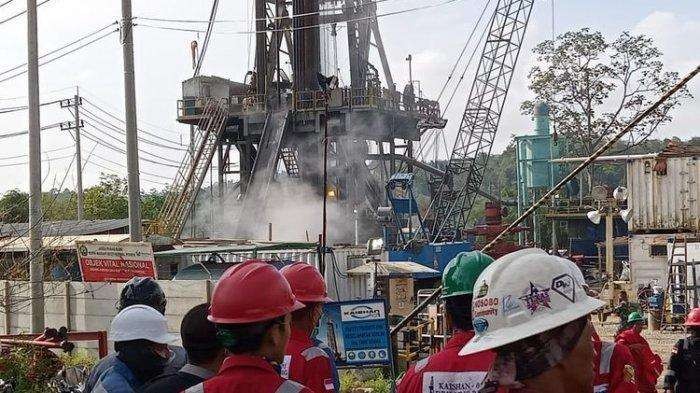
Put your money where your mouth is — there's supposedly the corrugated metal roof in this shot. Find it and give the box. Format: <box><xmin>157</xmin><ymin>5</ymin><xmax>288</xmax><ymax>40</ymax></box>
<box><xmin>347</xmin><ymin>261</ymin><xmax>439</xmax><ymax>277</ymax></box>
<box><xmin>155</xmin><ymin>242</ymin><xmax>316</xmax><ymax>256</ymax></box>
<box><xmin>0</xmin><ymin>219</ymin><xmax>128</xmax><ymax>237</ymax></box>
<box><xmin>0</xmin><ymin>234</ymin><xmax>131</xmax><ymax>252</ymax></box>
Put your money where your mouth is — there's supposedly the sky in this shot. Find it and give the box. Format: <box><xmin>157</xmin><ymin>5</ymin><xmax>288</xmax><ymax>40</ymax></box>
<box><xmin>0</xmin><ymin>0</ymin><xmax>698</xmax><ymax>193</ymax></box>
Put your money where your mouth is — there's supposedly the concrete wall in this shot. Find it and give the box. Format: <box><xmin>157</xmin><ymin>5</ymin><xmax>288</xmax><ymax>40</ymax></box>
<box><xmin>1</xmin><ymin>280</ymin><xmax>212</xmax><ymax>350</ymax></box>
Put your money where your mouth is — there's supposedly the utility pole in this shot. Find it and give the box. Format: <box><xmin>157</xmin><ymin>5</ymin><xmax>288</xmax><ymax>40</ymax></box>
<box><xmin>27</xmin><ymin>0</ymin><xmax>44</xmax><ymax>333</ymax></box>
<box><xmin>121</xmin><ymin>0</ymin><xmax>142</xmax><ymax>241</ymax></box>
<box><xmin>74</xmin><ymin>88</ymin><xmax>84</xmax><ymax>220</ymax></box>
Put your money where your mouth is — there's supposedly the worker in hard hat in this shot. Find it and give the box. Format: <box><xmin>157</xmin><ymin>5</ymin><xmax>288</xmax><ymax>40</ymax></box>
<box><xmin>616</xmin><ymin>312</ymin><xmax>663</xmax><ymax>393</ymax></box>
<box><xmin>459</xmin><ymin>249</ymin><xmax>606</xmax><ymax>392</ymax></box>
<box><xmin>187</xmin><ymin>260</ymin><xmax>314</xmax><ymax>393</ymax></box>
<box><xmin>663</xmin><ymin>307</ymin><xmax>700</xmax><ymax>393</ymax></box>
<box><xmin>562</xmin><ymin>257</ymin><xmax>637</xmax><ymax>393</ymax></box>
<box><xmin>397</xmin><ymin>251</ymin><xmax>502</xmax><ymax>393</ymax></box>
<box><xmin>84</xmin><ymin>277</ymin><xmax>187</xmax><ymax>392</ymax></box>
<box><xmin>142</xmin><ymin>303</ymin><xmax>225</xmax><ymax>392</ymax></box>
<box><xmin>92</xmin><ymin>304</ymin><xmax>177</xmax><ymax>392</ymax></box>
<box><xmin>280</xmin><ymin>262</ymin><xmax>338</xmax><ymax>392</ymax></box>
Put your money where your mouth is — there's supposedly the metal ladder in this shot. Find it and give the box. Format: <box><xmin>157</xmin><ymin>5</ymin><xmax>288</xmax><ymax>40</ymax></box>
<box><xmin>279</xmin><ymin>147</ymin><xmax>300</xmax><ymax>178</ymax></box>
<box><xmin>661</xmin><ymin>234</ymin><xmax>699</xmax><ymax>330</ymax></box>
<box><xmin>148</xmin><ymin>98</ymin><xmax>229</xmax><ymax>238</ymax></box>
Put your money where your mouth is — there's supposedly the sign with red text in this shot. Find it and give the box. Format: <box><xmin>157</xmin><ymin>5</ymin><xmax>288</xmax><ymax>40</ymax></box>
<box><xmin>77</xmin><ymin>241</ymin><xmax>156</xmax><ymax>282</ymax></box>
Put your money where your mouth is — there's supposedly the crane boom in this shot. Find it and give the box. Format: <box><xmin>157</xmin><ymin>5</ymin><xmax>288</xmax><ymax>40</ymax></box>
<box><xmin>430</xmin><ymin>0</ymin><xmax>534</xmax><ymax>241</ymax></box>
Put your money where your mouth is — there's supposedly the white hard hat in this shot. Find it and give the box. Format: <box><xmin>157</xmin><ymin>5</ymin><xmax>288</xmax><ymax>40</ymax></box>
<box><xmin>562</xmin><ymin>258</ymin><xmax>585</xmax><ymax>287</ymax></box>
<box><xmin>109</xmin><ymin>304</ymin><xmax>176</xmax><ymax>344</ymax></box>
<box><xmin>460</xmin><ymin>249</ymin><xmax>605</xmax><ymax>356</ymax></box>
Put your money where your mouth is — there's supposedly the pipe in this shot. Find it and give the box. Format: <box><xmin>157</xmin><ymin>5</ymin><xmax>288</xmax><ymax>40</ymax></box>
<box><xmin>550</xmin><ymin>153</ymin><xmax>657</xmax><ymax>163</ymax></box>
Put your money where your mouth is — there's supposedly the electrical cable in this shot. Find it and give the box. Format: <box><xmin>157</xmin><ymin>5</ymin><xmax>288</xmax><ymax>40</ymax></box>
<box><xmin>193</xmin><ymin>0</ymin><xmax>219</xmax><ymax>77</ymax></box>
<box><xmin>0</xmin><ymin>98</ymin><xmax>64</xmax><ymax>114</ymax></box>
<box><xmin>0</xmin><ymin>28</ymin><xmax>118</xmax><ymax>84</ymax></box>
<box><xmin>0</xmin><ymin>22</ymin><xmax>118</xmax><ymax>78</ymax></box>
<box><xmin>435</xmin><ymin>0</ymin><xmax>491</xmax><ymax>103</ymax></box>
<box><xmin>135</xmin><ymin>0</ymin><xmax>465</xmax><ymax>36</ymax></box>
<box><xmin>78</xmin><ymin>106</ymin><xmax>186</xmax><ymax>152</ymax></box>
<box><xmin>81</xmin><ymin>98</ymin><xmax>184</xmax><ymax>147</ymax></box>
<box><xmin>0</xmin><ymin>153</ymin><xmax>74</xmax><ymax>168</ymax></box>
<box><xmin>0</xmin><ymin>0</ymin><xmax>14</xmax><ymax>8</ymax></box>
<box><xmin>80</xmin><ymin>125</ymin><xmax>182</xmax><ymax>168</ymax></box>
<box><xmin>137</xmin><ymin>0</ymin><xmax>407</xmax><ymax>25</ymax></box>
<box><xmin>0</xmin><ymin>122</ymin><xmax>62</xmax><ymax>139</ymax></box>
<box><xmin>0</xmin><ymin>0</ymin><xmax>52</xmax><ymax>26</ymax></box>
<box><xmin>0</xmin><ymin>144</ymin><xmax>73</xmax><ymax>160</ymax></box>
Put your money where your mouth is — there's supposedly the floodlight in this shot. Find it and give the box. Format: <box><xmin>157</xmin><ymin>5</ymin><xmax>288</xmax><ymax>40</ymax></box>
<box><xmin>586</xmin><ymin>210</ymin><xmax>602</xmax><ymax>225</ymax></box>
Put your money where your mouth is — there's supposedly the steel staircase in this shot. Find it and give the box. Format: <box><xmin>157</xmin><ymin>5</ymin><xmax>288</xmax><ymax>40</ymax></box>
<box><xmin>280</xmin><ymin>147</ymin><xmax>300</xmax><ymax>178</ymax></box>
<box><xmin>148</xmin><ymin>98</ymin><xmax>229</xmax><ymax>238</ymax></box>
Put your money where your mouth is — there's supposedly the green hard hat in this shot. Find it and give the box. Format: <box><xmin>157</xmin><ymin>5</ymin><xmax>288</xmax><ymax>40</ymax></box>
<box><xmin>627</xmin><ymin>311</ymin><xmax>646</xmax><ymax>324</ymax></box>
<box><xmin>441</xmin><ymin>251</ymin><xmax>495</xmax><ymax>299</ymax></box>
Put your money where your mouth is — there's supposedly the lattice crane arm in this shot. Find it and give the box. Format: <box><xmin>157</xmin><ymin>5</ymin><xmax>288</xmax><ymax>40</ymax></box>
<box><xmin>429</xmin><ymin>0</ymin><xmax>535</xmax><ymax>241</ymax></box>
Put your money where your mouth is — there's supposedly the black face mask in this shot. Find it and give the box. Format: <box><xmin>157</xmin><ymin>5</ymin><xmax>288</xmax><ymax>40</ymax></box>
<box><xmin>116</xmin><ymin>342</ymin><xmax>168</xmax><ymax>384</ymax></box>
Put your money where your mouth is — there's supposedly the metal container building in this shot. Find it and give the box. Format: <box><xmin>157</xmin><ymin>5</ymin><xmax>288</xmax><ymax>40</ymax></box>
<box><xmin>626</xmin><ymin>152</ymin><xmax>699</xmax><ymax>233</ymax></box>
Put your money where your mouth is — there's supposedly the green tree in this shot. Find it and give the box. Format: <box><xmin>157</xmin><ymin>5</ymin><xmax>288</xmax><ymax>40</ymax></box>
<box><xmin>84</xmin><ymin>174</ymin><xmax>129</xmax><ymax>219</ymax></box>
<box><xmin>0</xmin><ymin>189</ymin><xmax>29</xmax><ymax>223</ymax></box>
<box><xmin>521</xmin><ymin>28</ymin><xmax>691</xmax><ymax>192</ymax></box>
<box><xmin>141</xmin><ymin>188</ymin><xmax>166</xmax><ymax>220</ymax></box>
<box><xmin>41</xmin><ymin>188</ymin><xmax>77</xmax><ymax>220</ymax></box>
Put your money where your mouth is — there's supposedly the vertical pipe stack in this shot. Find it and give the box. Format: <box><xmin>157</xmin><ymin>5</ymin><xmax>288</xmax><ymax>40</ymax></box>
<box><xmin>293</xmin><ymin>0</ymin><xmax>321</xmax><ymax>91</ymax></box>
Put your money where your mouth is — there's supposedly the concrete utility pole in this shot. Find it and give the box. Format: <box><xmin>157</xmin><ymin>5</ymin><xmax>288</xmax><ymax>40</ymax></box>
<box><xmin>27</xmin><ymin>0</ymin><xmax>44</xmax><ymax>332</ymax></box>
<box><xmin>74</xmin><ymin>87</ymin><xmax>84</xmax><ymax>220</ymax></box>
<box><xmin>121</xmin><ymin>0</ymin><xmax>142</xmax><ymax>241</ymax></box>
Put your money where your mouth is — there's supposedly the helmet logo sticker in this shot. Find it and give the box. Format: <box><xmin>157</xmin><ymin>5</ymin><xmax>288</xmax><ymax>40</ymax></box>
<box><xmin>551</xmin><ymin>274</ymin><xmax>576</xmax><ymax>303</ymax></box>
<box><xmin>473</xmin><ymin>317</ymin><xmax>489</xmax><ymax>334</ymax></box>
<box><xmin>473</xmin><ymin>297</ymin><xmax>499</xmax><ymax>317</ymax></box>
<box><xmin>502</xmin><ymin>295</ymin><xmax>521</xmax><ymax>316</ymax></box>
<box><xmin>476</xmin><ymin>281</ymin><xmax>489</xmax><ymax>298</ymax></box>
<box><xmin>519</xmin><ymin>282</ymin><xmax>552</xmax><ymax>314</ymax></box>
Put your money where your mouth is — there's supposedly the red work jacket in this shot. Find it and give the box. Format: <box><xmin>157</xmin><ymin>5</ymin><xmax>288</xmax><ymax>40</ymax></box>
<box><xmin>615</xmin><ymin>329</ymin><xmax>663</xmax><ymax>393</ymax></box>
<box><xmin>184</xmin><ymin>355</ymin><xmax>313</xmax><ymax>393</ymax></box>
<box><xmin>282</xmin><ymin>328</ymin><xmax>336</xmax><ymax>393</ymax></box>
<box><xmin>592</xmin><ymin>331</ymin><xmax>637</xmax><ymax>393</ymax></box>
<box><xmin>397</xmin><ymin>330</ymin><xmax>502</xmax><ymax>393</ymax></box>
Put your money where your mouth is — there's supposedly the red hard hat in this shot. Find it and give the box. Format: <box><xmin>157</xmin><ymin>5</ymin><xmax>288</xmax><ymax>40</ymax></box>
<box><xmin>208</xmin><ymin>260</ymin><xmax>304</xmax><ymax>324</ymax></box>
<box><xmin>685</xmin><ymin>307</ymin><xmax>700</xmax><ymax>326</ymax></box>
<box><xmin>280</xmin><ymin>262</ymin><xmax>332</xmax><ymax>303</ymax></box>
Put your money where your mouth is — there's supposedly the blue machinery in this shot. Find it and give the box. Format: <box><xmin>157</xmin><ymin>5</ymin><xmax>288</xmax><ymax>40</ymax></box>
<box><xmin>381</xmin><ymin>173</ymin><xmax>472</xmax><ymax>272</ymax></box>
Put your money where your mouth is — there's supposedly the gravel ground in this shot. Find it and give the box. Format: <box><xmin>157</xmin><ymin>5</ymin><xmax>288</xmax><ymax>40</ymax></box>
<box><xmin>592</xmin><ymin>319</ymin><xmax>687</xmax><ymax>391</ymax></box>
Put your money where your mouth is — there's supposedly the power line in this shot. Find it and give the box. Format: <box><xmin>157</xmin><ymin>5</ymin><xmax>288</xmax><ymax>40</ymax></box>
<box><xmin>0</xmin><ymin>98</ymin><xmax>63</xmax><ymax>114</ymax></box>
<box><xmin>80</xmin><ymin>98</ymin><xmax>185</xmax><ymax>148</ymax></box>
<box><xmin>78</xmin><ymin>88</ymin><xmax>181</xmax><ymax>135</ymax></box>
<box><xmin>0</xmin><ymin>28</ymin><xmax>118</xmax><ymax>84</ymax></box>
<box><xmin>0</xmin><ymin>22</ymin><xmax>118</xmax><ymax>78</ymax></box>
<box><xmin>0</xmin><ymin>0</ymin><xmax>14</xmax><ymax>8</ymax></box>
<box><xmin>136</xmin><ymin>0</ymin><xmax>465</xmax><ymax>36</ymax></box>
<box><xmin>0</xmin><ymin>0</ymin><xmax>53</xmax><ymax>26</ymax></box>
<box><xmin>0</xmin><ymin>153</ymin><xmax>74</xmax><ymax>168</ymax></box>
<box><xmin>79</xmin><ymin>107</ymin><xmax>186</xmax><ymax>153</ymax></box>
<box><xmin>0</xmin><ymin>144</ymin><xmax>73</xmax><ymax>160</ymax></box>
<box><xmin>80</xmin><ymin>124</ymin><xmax>182</xmax><ymax>168</ymax></box>
<box><xmin>0</xmin><ymin>122</ymin><xmax>62</xmax><ymax>139</ymax></box>
<box><xmin>136</xmin><ymin>0</ymin><xmax>405</xmax><ymax>25</ymax></box>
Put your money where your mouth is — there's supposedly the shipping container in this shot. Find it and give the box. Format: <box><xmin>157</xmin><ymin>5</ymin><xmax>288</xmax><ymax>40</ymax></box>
<box><xmin>626</xmin><ymin>156</ymin><xmax>699</xmax><ymax>232</ymax></box>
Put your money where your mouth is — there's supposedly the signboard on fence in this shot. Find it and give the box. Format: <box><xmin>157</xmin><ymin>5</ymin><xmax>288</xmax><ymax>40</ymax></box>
<box><xmin>76</xmin><ymin>241</ymin><xmax>156</xmax><ymax>282</ymax></box>
<box><xmin>314</xmin><ymin>299</ymin><xmax>392</xmax><ymax>368</ymax></box>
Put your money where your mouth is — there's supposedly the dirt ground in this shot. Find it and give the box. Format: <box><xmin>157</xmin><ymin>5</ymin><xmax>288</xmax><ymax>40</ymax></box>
<box><xmin>592</xmin><ymin>318</ymin><xmax>686</xmax><ymax>391</ymax></box>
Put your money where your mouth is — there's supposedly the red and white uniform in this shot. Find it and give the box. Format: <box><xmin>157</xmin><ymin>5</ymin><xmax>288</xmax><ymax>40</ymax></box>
<box><xmin>397</xmin><ymin>330</ymin><xmax>502</xmax><ymax>393</ymax></box>
<box><xmin>592</xmin><ymin>331</ymin><xmax>637</xmax><ymax>393</ymax></box>
<box><xmin>615</xmin><ymin>329</ymin><xmax>663</xmax><ymax>393</ymax></box>
<box><xmin>185</xmin><ymin>355</ymin><xmax>313</xmax><ymax>393</ymax></box>
<box><xmin>282</xmin><ymin>328</ymin><xmax>336</xmax><ymax>393</ymax></box>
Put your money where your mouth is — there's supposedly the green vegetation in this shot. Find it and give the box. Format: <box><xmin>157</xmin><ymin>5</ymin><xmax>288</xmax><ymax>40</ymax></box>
<box><xmin>339</xmin><ymin>369</ymin><xmax>393</xmax><ymax>393</ymax></box>
<box><xmin>0</xmin><ymin>173</ymin><xmax>166</xmax><ymax>223</ymax></box>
